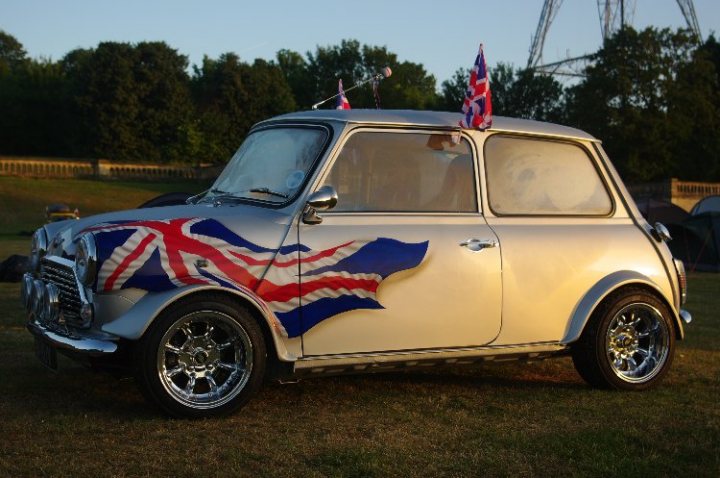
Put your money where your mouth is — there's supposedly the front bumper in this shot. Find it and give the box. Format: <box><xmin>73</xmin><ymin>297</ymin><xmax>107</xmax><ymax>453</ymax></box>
<box><xmin>27</xmin><ymin>319</ymin><xmax>118</xmax><ymax>356</ymax></box>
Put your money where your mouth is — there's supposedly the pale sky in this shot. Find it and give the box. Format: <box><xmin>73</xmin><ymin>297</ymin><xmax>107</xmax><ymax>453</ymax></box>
<box><xmin>2</xmin><ymin>0</ymin><xmax>719</xmax><ymax>84</ymax></box>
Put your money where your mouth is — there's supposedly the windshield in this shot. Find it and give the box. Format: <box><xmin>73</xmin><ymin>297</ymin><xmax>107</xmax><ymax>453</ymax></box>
<box><xmin>206</xmin><ymin>126</ymin><xmax>328</xmax><ymax>205</ymax></box>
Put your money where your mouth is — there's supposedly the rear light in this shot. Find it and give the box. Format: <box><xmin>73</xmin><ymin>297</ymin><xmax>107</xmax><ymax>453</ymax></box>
<box><xmin>673</xmin><ymin>258</ymin><xmax>687</xmax><ymax>305</ymax></box>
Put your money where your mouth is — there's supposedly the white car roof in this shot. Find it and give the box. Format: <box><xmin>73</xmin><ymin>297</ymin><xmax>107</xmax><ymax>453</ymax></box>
<box><xmin>264</xmin><ymin>109</ymin><xmax>598</xmax><ymax>142</ymax></box>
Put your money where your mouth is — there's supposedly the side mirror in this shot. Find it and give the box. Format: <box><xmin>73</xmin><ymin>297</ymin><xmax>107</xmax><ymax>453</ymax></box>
<box><xmin>651</xmin><ymin>222</ymin><xmax>672</xmax><ymax>243</ymax></box>
<box><xmin>303</xmin><ymin>186</ymin><xmax>338</xmax><ymax>224</ymax></box>
<box><xmin>307</xmin><ymin>185</ymin><xmax>338</xmax><ymax>210</ymax></box>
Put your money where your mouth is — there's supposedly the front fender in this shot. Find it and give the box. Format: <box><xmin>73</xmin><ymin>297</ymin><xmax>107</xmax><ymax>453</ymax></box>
<box><xmin>561</xmin><ymin>270</ymin><xmax>684</xmax><ymax>344</ymax></box>
<box><xmin>100</xmin><ymin>285</ymin><xmax>299</xmax><ymax>361</ymax></box>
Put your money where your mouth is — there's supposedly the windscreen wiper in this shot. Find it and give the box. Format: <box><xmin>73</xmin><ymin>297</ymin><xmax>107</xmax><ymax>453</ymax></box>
<box><xmin>249</xmin><ymin>187</ymin><xmax>288</xmax><ymax>199</ymax></box>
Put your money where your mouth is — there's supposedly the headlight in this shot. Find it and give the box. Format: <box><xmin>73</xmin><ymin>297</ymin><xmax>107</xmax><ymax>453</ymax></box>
<box><xmin>30</xmin><ymin>228</ymin><xmax>48</xmax><ymax>272</ymax></box>
<box><xmin>74</xmin><ymin>234</ymin><xmax>97</xmax><ymax>286</ymax></box>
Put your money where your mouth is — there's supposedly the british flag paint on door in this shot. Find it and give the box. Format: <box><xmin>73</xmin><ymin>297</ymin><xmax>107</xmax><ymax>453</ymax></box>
<box><xmin>83</xmin><ymin>218</ymin><xmax>428</xmax><ymax>337</ymax></box>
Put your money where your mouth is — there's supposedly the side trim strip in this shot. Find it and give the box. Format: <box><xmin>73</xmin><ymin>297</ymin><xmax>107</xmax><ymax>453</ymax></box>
<box><xmin>294</xmin><ymin>342</ymin><xmax>568</xmax><ymax>376</ymax></box>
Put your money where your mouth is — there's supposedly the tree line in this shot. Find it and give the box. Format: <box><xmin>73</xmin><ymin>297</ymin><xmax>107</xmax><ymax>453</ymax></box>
<box><xmin>0</xmin><ymin>29</ymin><xmax>718</xmax><ymax>182</ymax></box>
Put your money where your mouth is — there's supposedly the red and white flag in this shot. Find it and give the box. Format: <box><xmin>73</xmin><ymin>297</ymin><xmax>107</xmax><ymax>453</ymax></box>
<box><xmin>336</xmin><ymin>79</ymin><xmax>351</xmax><ymax>110</ymax></box>
<box><xmin>460</xmin><ymin>44</ymin><xmax>492</xmax><ymax>130</ymax></box>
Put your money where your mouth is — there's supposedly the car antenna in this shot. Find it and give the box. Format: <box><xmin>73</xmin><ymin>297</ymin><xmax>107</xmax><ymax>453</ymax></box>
<box><xmin>311</xmin><ymin>67</ymin><xmax>392</xmax><ymax>110</ymax></box>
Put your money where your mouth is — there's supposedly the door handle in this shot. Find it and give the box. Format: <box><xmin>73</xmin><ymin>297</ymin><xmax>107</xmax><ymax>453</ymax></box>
<box><xmin>459</xmin><ymin>238</ymin><xmax>498</xmax><ymax>252</ymax></box>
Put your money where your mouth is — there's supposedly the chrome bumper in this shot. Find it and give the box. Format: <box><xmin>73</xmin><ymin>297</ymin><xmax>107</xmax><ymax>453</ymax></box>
<box><xmin>27</xmin><ymin>319</ymin><xmax>118</xmax><ymax>356</ymax></box>
<box><xmin>680</xmin><ymin>309</ymin><xmax>692</xmax><ymax>325</ymax></box>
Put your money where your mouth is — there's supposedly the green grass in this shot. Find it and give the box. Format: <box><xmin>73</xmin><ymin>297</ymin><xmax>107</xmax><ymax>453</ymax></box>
<box><xmin>0</xmin><ymin>179</ymin><xmax>718</xmax><ymax>477</ymax></box>
<box><xmin>0</xmin><ymin>176</ymin><xmax>210</xmax><ymax>236</ymax></box>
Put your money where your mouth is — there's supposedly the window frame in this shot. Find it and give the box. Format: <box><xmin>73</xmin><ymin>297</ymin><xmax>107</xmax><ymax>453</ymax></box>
<box><xmin>482</xmin><ymin>133</ymin><xmax>616</xmax><ymax>218</ymax></box>
<box><xmin>316</xmin><ymin>127</ymin><xmax>483</xmax><ymax>216</ymax></box>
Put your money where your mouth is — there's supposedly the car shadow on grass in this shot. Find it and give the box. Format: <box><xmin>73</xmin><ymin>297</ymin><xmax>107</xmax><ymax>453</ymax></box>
<box><xmin>4</xmin><ymin>348</ymin><xmax>589</xmax><ymax>420</ymax></box>
<box><xmin>301</xmin><ymin>364</ymin><xmax>589</xmax><ymax>391</ymax></box>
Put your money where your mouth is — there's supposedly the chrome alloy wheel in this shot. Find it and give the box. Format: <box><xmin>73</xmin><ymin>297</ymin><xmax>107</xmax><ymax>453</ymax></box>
<box><xmin>605</xmin><ymin>303</ymin><xmax>670</xmax><ymax>383</ymax></box>
<box><xmin>157</xmin><ymin>310</ymin><xmax>253</xmax><ymax>410</ymax></box>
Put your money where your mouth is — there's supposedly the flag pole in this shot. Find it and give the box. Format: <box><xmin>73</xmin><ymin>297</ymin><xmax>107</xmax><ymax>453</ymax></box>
<box><xmin>311</xmin><ymin>68</ymin><xmax>392</xmax><ymax>110</ymax></box>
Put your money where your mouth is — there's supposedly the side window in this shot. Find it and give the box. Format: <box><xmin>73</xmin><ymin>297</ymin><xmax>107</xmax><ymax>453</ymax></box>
<box><xmin>321</xmin><ymin>131</ymin><xmax>477</xmax><ymax>213</ymax></box>
<box><xmin>484</xmin><ymin>135</ymin><xmax>613</xmax><ymax>216</ymax></box>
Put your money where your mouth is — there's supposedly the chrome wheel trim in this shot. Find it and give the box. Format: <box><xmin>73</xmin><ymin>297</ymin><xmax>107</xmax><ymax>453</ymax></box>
<box><xmin>605</xmin><ymin>302</ymin><xmax>670</xmax><ymax>384</ymax></box>
<box><xmin>157</xmin><ymin>310</ymin><xmax>253</xmax><ymax>410</ymax></box>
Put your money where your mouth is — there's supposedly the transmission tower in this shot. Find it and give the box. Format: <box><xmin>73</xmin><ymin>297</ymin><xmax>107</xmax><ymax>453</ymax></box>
<box><xmin>676</xmin><ymin>0</ymin><xmax>702</xmax><ymax>42</ymax></box>
<box><xmin>527</xmin><ymin>0</ymin><xmax>564</xmax><ymax>69</ymax></box>
<box><xmin>597</xmin><ymin>0</ymin><xmax>637</xmax><ymax>40</ymax></box>
<box><xmin>528</xmin><ymin>0</ymin><xmax>703</xmax><ymax>77</ymax></box>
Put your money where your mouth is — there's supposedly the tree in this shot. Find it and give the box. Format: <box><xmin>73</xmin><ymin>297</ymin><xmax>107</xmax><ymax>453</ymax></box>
<box><xmin>439</xmin><ymin>63</ymin><xmax>564</xmax><ymax>121</ymax></box>
<box><xmin>191</xmin><ymin>53</ymin><xmax>296</xmax><ymax>164</ymax></box>
<box><xmin>0</xmin><ymin>58</ymin><xmax>73</xmax><ymax>155</ymax></box>
<box><xmin>438</xmin><ymin>67</ymin><xmax>469</xmax><ymax>112</ymax></box>
<box><xmin>276</xmin><ymin>49</ymin><xmax>314</xmax><ymax>109</ymax></box>
<box><xmin>0</xmin><ymin>30</ymin><xmax>26</xmax><ymax>75</ymax></box>
<box><xmin>0</xmin><ymin>32</ymin><xmax>74</xmax><ymax>156</ymax></box>
<box><xmin>666</xmin><ymin>35</ymin><xmax>720</xmax><ymax>180</ymax></box>
<box><xmin>278</xmin><ymin>40</ymin><xmax>439</xmax><ymax>110</ymax></box>
<box><xmin>62</xmin><ymin>41</ymin><xmax>193</xmax><ymax>163</ymax></box>
<box><xmin>566</xmin><ymin>27</ymin><xmax>704</xmax><ymax>182</ymax></box>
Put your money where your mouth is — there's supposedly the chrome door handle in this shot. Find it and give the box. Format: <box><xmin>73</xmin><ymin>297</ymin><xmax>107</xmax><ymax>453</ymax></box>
<box><xmin>459</xmin><ymin>238</ymin><xmax>498</xmax><ymax>252</ymax></box>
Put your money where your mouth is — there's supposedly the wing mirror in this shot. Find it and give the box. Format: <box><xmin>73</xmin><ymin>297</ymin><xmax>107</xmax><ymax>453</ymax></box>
<box><xmin>303</xmin><ymin>186</ymin><xmax>338</xmax><ymax>224</ymax></box>
<box><xmin>651</xmin><ymin>222</ymin><xmax>672</xmax><ymax>243</ymax></box>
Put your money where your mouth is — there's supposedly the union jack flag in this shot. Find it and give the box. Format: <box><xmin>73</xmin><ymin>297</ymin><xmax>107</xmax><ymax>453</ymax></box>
<box><xmin>84</xmin><ymin>218</ymin><xmax>427</xmax><ymax>337</ymax></box>
<box><xmin>336</xmin><ymin>79</ymin><xmax>351</xmax><ymax>110</ymax></box>
<box><xmin>460</xmin><ymin>43</ymin><xmax>492</xmax><ymax>130</ymax></box>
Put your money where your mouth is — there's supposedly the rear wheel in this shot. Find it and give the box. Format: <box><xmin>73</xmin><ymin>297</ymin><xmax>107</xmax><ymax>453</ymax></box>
<box><xmin>572</xmin><ymin>289</ymin><xmax>675</xmax><ymax>390</ymax></box>
<box><xmin>135</xmin><ymin>295</ymin><xmax>266</xmax><ymax>417</ymax></box>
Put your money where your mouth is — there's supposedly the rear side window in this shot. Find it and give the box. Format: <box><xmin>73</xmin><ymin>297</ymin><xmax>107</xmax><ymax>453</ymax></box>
<box><xmin>484</xmin><ymin>135</ymin><xmax>612</xmax><ymax>216</ymax></box>
<box><xmin>321</xmin><ymin>131</ymin><xmax>477</xmax><ymax>213</ymax></box>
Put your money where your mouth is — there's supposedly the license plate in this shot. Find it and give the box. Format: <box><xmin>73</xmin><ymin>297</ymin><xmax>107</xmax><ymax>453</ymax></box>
<box><xmin>34</xmin><ymin>337</ymin><xmax>58</xmax><ymax>370</ymax></box>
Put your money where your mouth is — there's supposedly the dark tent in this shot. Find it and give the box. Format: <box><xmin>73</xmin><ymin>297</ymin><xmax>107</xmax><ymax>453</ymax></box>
<box><xmin>634</xmin><ymin>198</ymin><xmax>690</xmax><ymax>226</ymax></box>
<box><xmin>668</xmin><ymin>212</ymin><xmax>720</xmax><ymax>273</ymax></box>
<box><xmin>691</xmin><ymin>195</ymin><xmax>720</xmax><ymax>215</ymax></box>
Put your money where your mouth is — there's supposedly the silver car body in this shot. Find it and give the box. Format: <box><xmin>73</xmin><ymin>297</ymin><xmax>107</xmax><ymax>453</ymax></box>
<box><xmin>24</xmin><ymin>110</ymin><xmax>688</xmax><ymax>378</ymax></box>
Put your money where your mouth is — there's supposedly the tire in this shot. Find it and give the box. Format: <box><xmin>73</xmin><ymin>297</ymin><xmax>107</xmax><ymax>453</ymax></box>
<box><xmin>135</xmin><ymin>294</ymin><xmax>266</xmax><ymax>418</ymax></box>
<box><xmin>571</xmin><ymin>289</ymin><xmax>675</xmax><ymax>391</ymax></box>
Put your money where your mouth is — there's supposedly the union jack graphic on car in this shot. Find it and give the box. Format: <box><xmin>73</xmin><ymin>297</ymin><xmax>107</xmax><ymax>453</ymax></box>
<box><xmin>83</xmin><ymin>218</ymin><xmax>428</xmax><ymax>337</ymax></box>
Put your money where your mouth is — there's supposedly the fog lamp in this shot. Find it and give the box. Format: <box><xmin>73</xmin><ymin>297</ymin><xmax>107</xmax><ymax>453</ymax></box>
<box><xmin>21</xmin><ymin>273</ymin><xmax>34</xmax><ymax>311</ymax></box>
<box><xmin>43</xmin><ymin>283</ymin><xmax>60</xmax><ymax>322</ymax></box>
<box><xmin>32</xmin><ymin>279</ymin><xmax>46</xmax><ymax>319</ymax></box>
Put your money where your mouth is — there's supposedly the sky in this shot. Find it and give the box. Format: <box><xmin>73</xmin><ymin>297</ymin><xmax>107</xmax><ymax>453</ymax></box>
<box><xmin>2</xmin><ymin>0</ymin><xmax>719</xmax><ymax>85</ymax></box>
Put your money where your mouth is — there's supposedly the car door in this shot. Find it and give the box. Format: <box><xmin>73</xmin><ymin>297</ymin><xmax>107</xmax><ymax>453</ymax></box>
<box><xmin>480</xmin><ymin>134</ymin><xmax>668</xmax><ymax>345</ymax></box>
<box><xmin>294</xmin><ymin>129</ymin><xmax>502</xmax><ymax>356</ymax></box>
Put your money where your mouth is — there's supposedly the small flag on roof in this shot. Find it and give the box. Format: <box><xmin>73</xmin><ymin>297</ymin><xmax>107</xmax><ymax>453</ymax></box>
<box><xmin>460</xmin><ymin>44</ymin><xmax>492</xmax><ymax>130</ymax></box>
<box><xmin>336</xmin><ymin>79</ymin><xmax>351</xmax><ymax>110</ymax></box>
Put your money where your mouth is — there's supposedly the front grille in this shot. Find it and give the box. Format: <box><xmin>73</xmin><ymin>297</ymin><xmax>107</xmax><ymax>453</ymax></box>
<box><xmin>41</xmin><ymin>258</ymin><xmax>83</xmax><ymax>324</ymax></box>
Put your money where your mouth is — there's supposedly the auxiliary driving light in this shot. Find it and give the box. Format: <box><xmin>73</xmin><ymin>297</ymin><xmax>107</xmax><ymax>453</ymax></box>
<box><xmin>32</xmin><ymin>279</ymin><xmax>46</xmax><ymax>319</ymax></box>
<box><xmin>43</xmin><ymin>283</ymin><xmax>61</xmax><ymax>322</ymax></box>
<box><xmin>21</xmin><ymin>273</ymin><xmax>34</xmax><ymax>311</ymax></box>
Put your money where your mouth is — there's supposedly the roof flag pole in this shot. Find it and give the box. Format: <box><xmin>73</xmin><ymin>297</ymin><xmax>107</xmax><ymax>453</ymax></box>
<box><xmin>311</xmin><ymin>67</ymin><xmax>392</xmax><ymax>110</ymax></box>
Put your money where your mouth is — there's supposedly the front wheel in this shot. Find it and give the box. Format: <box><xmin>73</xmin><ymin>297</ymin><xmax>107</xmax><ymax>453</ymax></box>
<box><xmin>135</xmin><ymin>295</ymin><xmax>266</xmax><ymax>417</ymax></box>
<box><xmin>572</xmin><ymin>289</ymin><xmax>675</xmax><ymax>390</ymax></box>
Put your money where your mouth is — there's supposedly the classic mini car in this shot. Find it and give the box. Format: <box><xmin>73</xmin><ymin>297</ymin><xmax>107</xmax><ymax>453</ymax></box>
<box><xmin>22</xmin><ymin>110</ymin><xmax>691</xmax><ymax>417</ymax></box>
<box><xmin>45</xmin><ymin>203</ymin><xmax>79</xmax><ymax>223</ymax></box>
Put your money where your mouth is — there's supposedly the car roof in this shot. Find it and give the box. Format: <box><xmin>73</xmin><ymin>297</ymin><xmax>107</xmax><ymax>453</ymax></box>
<box><xmin>263</xmin><ymin>109</ymin><xmax>598</xmax><ymax>142</ymax></box>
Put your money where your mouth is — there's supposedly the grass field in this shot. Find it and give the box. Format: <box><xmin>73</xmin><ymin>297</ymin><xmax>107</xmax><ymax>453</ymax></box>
<box><xmin>0</xmin><ymin>177</ymin><xmax>718</xmax><ymax>477</ymax></box>
<box><xmin>0</xmin><ymin>176</ymin><xmax>210</xmax><ymax>237</ymax></box>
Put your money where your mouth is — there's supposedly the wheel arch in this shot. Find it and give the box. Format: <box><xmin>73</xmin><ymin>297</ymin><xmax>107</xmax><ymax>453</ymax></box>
<box><xmin>101</xmin><ymin>285</ymin><xmax>296</xmax><ymax>362</ymax></box>
<box><xmin>561</xmin><ymin>270</ymin><xmax>684</xmax><ymax>345</ymax></box>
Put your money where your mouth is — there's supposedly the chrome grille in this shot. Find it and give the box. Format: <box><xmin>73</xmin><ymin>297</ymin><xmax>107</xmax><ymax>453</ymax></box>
<box><xmin>41</xmin><ymin>258</ymin><xmax>82</xmax><ymax>323</ymax></box>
